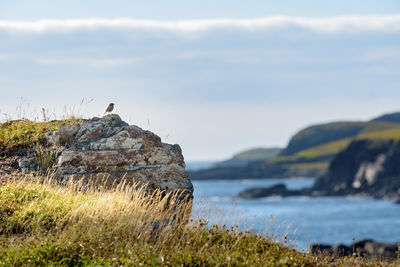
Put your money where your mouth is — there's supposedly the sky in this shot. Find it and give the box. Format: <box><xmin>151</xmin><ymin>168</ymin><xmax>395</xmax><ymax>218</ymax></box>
<box><xmin>1</xmin><ymin>1</ymin><xmax>400</xmax><ymax>161</ymax></box>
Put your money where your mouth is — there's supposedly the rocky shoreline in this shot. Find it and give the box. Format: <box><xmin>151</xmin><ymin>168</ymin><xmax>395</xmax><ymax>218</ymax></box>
<box><xmin>310</xmin><ymin>240</ymin><xmax>399</xmax><ymax>260</ymax></box>
<box><xmin>189</xmin><ymin>160</ymin><xmax>326</xmax><ymax>180</ymax></box>
<box><xmin>236</xmin><ymin>139</ymin><xmax>400</xmax><ymax>203</ymax></box>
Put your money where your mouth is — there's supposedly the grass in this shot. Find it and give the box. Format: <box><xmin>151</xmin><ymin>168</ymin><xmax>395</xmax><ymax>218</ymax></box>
<box><xmin>0</xmin><ymin>118</ymin><xmax>79</xmax><ymax>151</ymax></box>
<box><xmin>270</xmin><ymin>155</ymin><xmax>299</xmax><ymax>163</ymax></box>
<box><xmin>285</xmin><ymin>162</ymin><xmax>330</xmax><ymax>170</ymax></box>
<box><xmin>233</xmin><ymin>148</ymin><xmax>282</xmax><ymax>160</ymax></box>
<box><xmin>295</xmin><ymin>138</ymin><xmax>352</xmax><ymax>159</ymax></box>
<box><xmin>357</xmin><ymin>127</ymin><xmax>400</xmax><ymax>141</ymax></box>
<box><xmin>0</xmin><ymin>114</ymin><xmax>398</xmax><ymax>265</ymax></box>
<box><xmin>274</xmin><ymin>125</ymin><xmax>400</xmax><ymax>168</ymax></box>
<box><xmin>0</xmin><ymin>176</ymin><xmax>306</xmax><ymax>266</ymax></box>
<box><xmin>0</xmin><ymin>175</ymin><xmax>397</xmax><ymax>266</ymax></box>
<box><xmin>294</xmin><ymin>127</ymin><xmax>400</xmax><ymax>161</ymax></box>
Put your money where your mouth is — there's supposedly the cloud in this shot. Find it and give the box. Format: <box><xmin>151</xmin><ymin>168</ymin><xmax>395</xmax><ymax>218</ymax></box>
<box><xmin>0</xmin><ymin>15</ymin><xmax>400</xmax><ymax>34</ymax></box>
<box><xmin>35</xmin><ymin>57</ymin><xmax>136</xmax><ymax>68</ymax></box>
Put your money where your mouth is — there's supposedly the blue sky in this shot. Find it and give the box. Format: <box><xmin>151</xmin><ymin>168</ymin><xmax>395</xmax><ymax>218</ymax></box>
<box><xmin>1</xmin><ymin>2</ymin><xmax>400</xmax><ymax>160</ymax></box>
<box><xmin>1</xmin><ymin>1</ymin><xmax>400</xmax><ymax>19</ymax></box>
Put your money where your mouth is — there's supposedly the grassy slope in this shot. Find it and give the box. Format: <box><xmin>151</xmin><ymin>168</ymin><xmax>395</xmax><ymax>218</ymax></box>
<box><xmin>0</xmin><ymin>178</ymin><xmax>395</xmax><ymax>266</ymax></box>
<box><xmin>0</xmin><ymin>120</ymin><xmax>396</xmax><ymax>265</ymax></box>
<box><xmin>0</xmin><ymin>119</ymin><xmax>79</xmax><ymax>151</ymax></box>
<box><xmin>274</xmin><ymin>121</ymin><xmax>400</xmax><ymax>170</ymax></box>
<box><xmin>233</xmin><ymin>147</ymin><xmax>282</xmax><ymax>160</ymax></box>
<box><xmin>294</xmin><ymin>125</ymin><xmax>400</xmax><ymax>159</ymax></box>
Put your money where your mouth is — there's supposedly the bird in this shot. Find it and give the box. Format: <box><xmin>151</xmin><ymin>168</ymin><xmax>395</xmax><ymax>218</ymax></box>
<box><xmin>104</xmin><ymin>103</ymin><xmax>114</xmax><ymax>114</ymax></box>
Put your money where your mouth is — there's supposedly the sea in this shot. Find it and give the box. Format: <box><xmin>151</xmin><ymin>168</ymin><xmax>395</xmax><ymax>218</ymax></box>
<box><xmin>187</xmin><ymin>162</ymin><xmax>400</xmax><ymax>251</ymax></box>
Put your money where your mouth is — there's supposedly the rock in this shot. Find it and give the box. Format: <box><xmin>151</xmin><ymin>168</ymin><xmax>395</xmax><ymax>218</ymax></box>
<box><xmin>33</xmin><ymin>114</ymin><xmax>192</xmax><ymax>198</ymax></box>
<box><xmin>18</xmin><ymin>157</ymin><xmax>33</xmax><ymax>171</ymax></box>
<box><xmin>189</xmin><ymin>161</ymin><xmax>325</xmax><ymax>180</ymax></box>
<box><xmin>311</xmin><ymin>140</ymin><xmax>400</xmax><ymax>200</ymax></box>
<box><xmin>310</xmin><ymin>239</ymin><xmax>399</xmax><ymax>260</ymax></box>
<box><xmin>236</xmin><ymin>184</ymin><xmax>303</xmax><ymax>199</ymax></box>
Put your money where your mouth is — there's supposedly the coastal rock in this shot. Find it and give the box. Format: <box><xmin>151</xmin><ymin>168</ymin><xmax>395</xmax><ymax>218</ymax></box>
<box><xmin>190</xmin><ymin>161</ymin><xmax>325</xmax><ymax>180</ymax></box>
<box><xmin>310</xmin><ymin>240</ymin><xmax>399</xmax><ymax>260</ymax></box>
<box><xmin>236</xmin><ymin>184</ymin><xmax>302</xmax><ymax>199</ymax></box>
<box><xmin>311</xmin><ymin>140</ymin><xmax>400</xmax><ymax>200</ymax></box>
<box><xmin>40</xmin><ymin>114</ymin><xmax>193</xmax><ymax>197</ymax></box>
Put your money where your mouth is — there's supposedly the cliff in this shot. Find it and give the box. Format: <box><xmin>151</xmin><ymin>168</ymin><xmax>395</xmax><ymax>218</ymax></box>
<box><xmin>238</xmin><ymin>139</ymin><xmax>400</xmax><ymax>202</ymax></box>
<box><xmin>311</xmin><ymin>139</ymin><xmax>400</xmax><ymax>200</ymax></box>
<box><xmin>190</xmin><ymin>111</ymin><xmax>400</xmax><ymax>180</ymax></box>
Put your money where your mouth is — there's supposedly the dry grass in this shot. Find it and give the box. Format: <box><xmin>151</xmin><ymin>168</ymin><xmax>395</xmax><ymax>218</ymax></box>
<box><xmin>0</xmin><ymin>175</ymin><xmax>398</xmax><ymax>266</ymax></box>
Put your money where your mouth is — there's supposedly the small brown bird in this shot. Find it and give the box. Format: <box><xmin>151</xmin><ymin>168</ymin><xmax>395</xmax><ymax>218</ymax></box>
<box><xmin>104</xmin><ymin>103</ymin><xmax>114</xmax><ymax>114</ymax></box>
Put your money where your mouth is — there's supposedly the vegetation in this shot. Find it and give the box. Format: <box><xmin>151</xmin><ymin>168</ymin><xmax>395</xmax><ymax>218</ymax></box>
<box><xmin>271</xmin><ymin>119</ymin><xmax>400</xmax><ymax>173</ymax></box>
<box><xmin>285</xmin><ymin>162</ymin><xmax>330</xmax><ymax>170</ymax></box>
<box><xmin>0</xmin><ymin>114</ymin><xmax>399</xmax><ymax>265</ymax></box>
<box><xmin>286</xmin><ymin>126</ymin><xmax>400</xmax><ymax>163</ymax></box>
<box><xmin>233</xmin><ymin>147</ymin><xmax>282</xmax><ymax>160</ymax></box>
<box><xmin>357</xmin><ymin>127</ymin><xmax>400</xmax><ymax>141</ymax></box>
<box><xmin>371</xmin><ymin>112</ymin><xmax>400</xmax><ymax>123</ymax></box>
<box><xmin>295</xmin><ymin>138</ymin><xmax>352</xmax><ymax>159</ymax></box>
<box><xmin>281</xmin><ymin>122</ymin><xmax>366</xmax><ymax>156</ymax></box>
<box><xmin>282</xmin><ymin>121</ymin><xmax>400</xmax><ymax>156</ymax></box>
<box><xmin>0</xmin><ymin>176</ymin><xmax>397</xmax><ymax>266</ymax></box>
<box><xmin>0</xmin><ymin>118</ymin><xmax>79</xmax><ymax>151</ymax></box>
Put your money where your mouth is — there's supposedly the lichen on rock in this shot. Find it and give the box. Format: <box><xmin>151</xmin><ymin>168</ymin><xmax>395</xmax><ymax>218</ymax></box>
<box><xmin>28</xmin><ymin>114</ymin><xmax>193</xmax><ymax>198</ymax></box>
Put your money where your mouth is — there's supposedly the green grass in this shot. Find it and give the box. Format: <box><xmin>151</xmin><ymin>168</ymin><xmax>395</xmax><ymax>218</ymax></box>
<box><xmin>295</xmin><ymin>138</ymin><xmax>352</xmax><ymax>159</ymax></box>
<box><xmin>357</xmin><ymin>127</ymin><xmax>400</xmax><ymax>141</ymax></box>
<box><xmin>0</xmin><ymin>176</ymin><xmax>397</xmax><ymax>266</ymax></box>
<box><xmin>361</xmin><ymin>121</ymin><xmax>400</xmax><ymax>133</ymax></box>
<box><xmin>294</xmin><ymin>127</ymin><xmax>400</xmax><ymax>161</ymax></box>
<box><xmin>233</xmin><ymin>148</ymin><xmax>282</xmax><ymax>160</ymax></box>
<box><xmin>277</xmin><ymin>125</ymin><xmax>400</xmax><ymax>167</ymax></box>
<box><xmin>0</xmin><ymin>115</ymin><xmax>398</xmax><ymax>265</ymax></box>
<box><xmin>285</xmin><ymin>162</ymin><xmax>330</xmax><ymax>170</ymax></box>
<box><xmin>0</xmin><ymin>118</ymin><xmax>79</xmax><ymax>150</ymax></box>
<box><xmin>270</xmin><ymin>155</ymin><xmax>299</xmax><ymax>163</ymax></box>
<box><xmin>0</xmin><ymin>176</ymin><xmax>308</xmax><ymax>266</ymax></box>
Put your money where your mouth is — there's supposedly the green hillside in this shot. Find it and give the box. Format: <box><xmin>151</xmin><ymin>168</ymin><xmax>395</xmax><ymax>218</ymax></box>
<box><xmin>233</xmin><ymin>147</ymin><xmax>282</xmax><ymax>160</ymax></box>
<box><xmin>372</xmin><ymin>112</ymin><xmax>400</xmax><ymax>123</ymax></box>
<box><xmin>273</xmin><ymin>113</ymin><xmax>400</xmax><ymax>172</ymax></box>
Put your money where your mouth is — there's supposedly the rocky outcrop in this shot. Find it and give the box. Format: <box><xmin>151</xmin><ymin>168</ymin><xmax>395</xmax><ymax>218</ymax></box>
<box><xmin>190</xmin><ymin>161</ymin><xmax>325</xmax><ymax>180</ymax></box>
<box><xmin>20</xmin><ymin>115</ymin><xmax>193</xmax><ymax>198</ymax></box>
<box><xmin>236</xmin><ymin>184</ymin><xmax>303</xmax><ymax>198</ymax></box>
<box><xmin>310</xmin><ymin>240</ymin><xmax>399</xmax><ymax>260</ymax></box>
<box><xmin>236</xmin><ymin>139</ymin><xmax>400</xmax><ymax>200</ymax></box>
<box><xmin>311</xmin><ymin>140</ymin><xmax>400</xmax><ymax>200</ymax></box>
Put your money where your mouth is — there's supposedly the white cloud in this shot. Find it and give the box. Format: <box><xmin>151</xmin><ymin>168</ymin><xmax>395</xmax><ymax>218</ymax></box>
<box><xmin>0</xmin><ymin>15</ymin><xmax>400</xmax><ymax>34</ymax></box>
<box><xmin>35</xmin><ymin>57</ymin><xmax>136</xmax><ymax>67</ymax></box>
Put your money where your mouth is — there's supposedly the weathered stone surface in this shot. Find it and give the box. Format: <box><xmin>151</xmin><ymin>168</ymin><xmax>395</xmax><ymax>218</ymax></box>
<box><xmin>43</xmin><ymin>114</ymin><xmax>193</xmax><ymax>197</ymax></box>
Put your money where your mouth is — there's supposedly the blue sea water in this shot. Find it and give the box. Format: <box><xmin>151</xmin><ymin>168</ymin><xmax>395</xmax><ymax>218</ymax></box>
<box><xmin>191</xmin><ymin>178</ymin><xmax>400</xmax><ymax>250</ymax></box>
